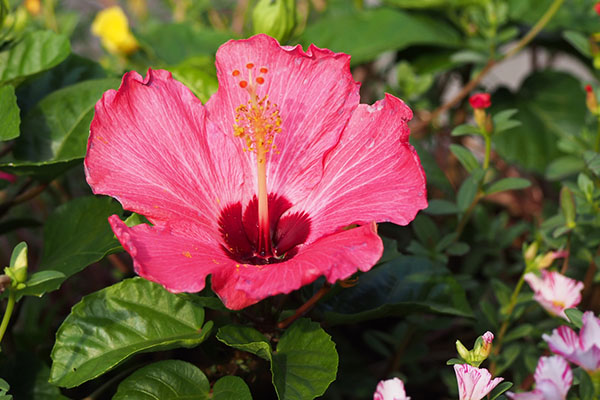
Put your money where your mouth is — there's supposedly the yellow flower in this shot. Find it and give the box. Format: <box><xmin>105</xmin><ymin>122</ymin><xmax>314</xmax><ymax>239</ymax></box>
<box><xmin>91</xmin><ymin>6</ymin><xmax>138</xmax><ymax>55</ymax></box>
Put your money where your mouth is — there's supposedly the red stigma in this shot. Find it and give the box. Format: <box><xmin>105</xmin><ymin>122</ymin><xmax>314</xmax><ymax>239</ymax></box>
<box><xmin>256</xmin><ymin>77</ymin><xmax>265</xmax><ymax>84</ymax></box>
<box><xmin>239</xmin><ymin>80</ymin><xmax>248</xmax><ymax>88</ymax></box>
<box><xmin>232</xmin><ymin>70</ymin><xmax>240</xmax><ymax>77</ymax></box>
<box><xmin>260</xmin><ymin>67</ymin><xmax>268</xmax><ymax>74</ymax></box>
<box><xmin>246</xmin><ymin>63</ymin><xmax>255</xmax><ymax>69</ymax></box>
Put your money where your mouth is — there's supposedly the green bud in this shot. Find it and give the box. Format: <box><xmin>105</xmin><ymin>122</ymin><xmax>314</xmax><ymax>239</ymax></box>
<box><xmin>456</xmin><ymin>339</ymin><xmax>470</xmax><ymax>361</ymax></box>
<box><xmin>595</xmin><ymin>55</ymin><xmax>600</xmax><ymax>70</ymax></box>
<box><xmin>560</xmin><ymin>186</ymin><xmax>576</xmax><ymax>229</ymax></box>
<box><xmin>524</xmin><ymin>242</ymin><xmax>538</xmax><ymax>262</ymax></box>
<box><xmin>252</xmin><ymin>0</ymin><xmax>296</xmax><ymax>43</ymax></box>
<box><xmin>8</xmin><ymin>242</ymin><xmax>28</xmax><ymax>285</ymax></box>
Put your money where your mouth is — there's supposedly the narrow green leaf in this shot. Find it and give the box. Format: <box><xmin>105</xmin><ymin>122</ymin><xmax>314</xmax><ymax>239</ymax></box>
<box><xmin>13</xmin><ymin>270</ymin><xmax>66</xmax><ymax>300</ymax></box>
<box><xmin>113</xmin><ymin>360</ymin><xmax>210</xmax><ymax>400</ymax></box>
<box><xmin>565</xmin><ymin>308</ymin><xmax>583</xmax><ymax>329</ymax></box>
<box><xmin>213</xmin><ymin>376</ymin><xmax>253</xmax><ymax>400</ymax></box>
<box><xmin>425</xmin><ymin>199</ymin><xmax>459</xmax><ymax>215</ymax></box>
<box><xmin>449</xmin><ymin>144</ymin><xmax>479</xmax><ymax>173</ymax></box>
<box><xmin>456</xmin><ymin>175</ymin><xmax>479</xmax><ymax>212</ymax></box>
<box><xmin>503</xmin><ymin>324</ymin><xmax>534</xmax><ymax>343</ymax></box>
<box><xmin>451</xmin><ymin>124</ymin><xmax>481</xmax><ymax>137</ymax></box>
<box><xmin>446</xmin><ymin>242</ymin><xmax>469</xmax><ymax>256</ymax></box>
<box><xmin>272</xmin><ymin>319</ymin><xmax>338</xmax><ymax>400</ymax></box>
<box><xmin>546</xmin><ymin>156</ymin><xmax>585</xmax><ymax>180</ymax></box>
<box><xmin>563</xmin><ymin>30</ymin><xmax>592</xmax><ymax>57</ymax></box>
<box><xmin>560</xmin><ymin>186</ymin><xmax>576</xmax><ymax>228</ymax></box>
<box><xmin>485</xmin><ymin>177</ymin><xmax>530</xmax><ymax>195</ymax></box>
<box><xmin>489</xmin><ymin>381</ymin><xmax>513</xmax><ymax>400</ymax></box>
<box><xmin>0</xmin><ymin>86</ymin><xmax>20</xmax><ymax>141</ymax></box>
<box><xmin>39</xmin><ymin>196</ymin><xmax>122</xmax><ymax>291</ymax></box>
<box><xmin>0</xmin><ymin>30</ymin><xmax>70</xmax><ymax>83</ymax></box>
<box><xmin>50</xmin><ymin>278</ymin><xmax>213</xmax><ymax>388</ymax></box>
<box><xmin>216</xmin><ymin>325</ymin><xmax>272</xmax><ymax>361</ymax></box>
<box><xmin>579</xmin><ymin>368</ymin><xmax>595</xmax><ymax>400</ymax></box>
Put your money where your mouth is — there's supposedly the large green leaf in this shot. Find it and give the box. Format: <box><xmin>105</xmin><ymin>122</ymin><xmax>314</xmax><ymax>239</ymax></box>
<box><xmin>50</xmin><ymin>278</ymin><xmax>213</xmax><ymax>388</ymax></box>
<box><xmin>170</xmin><ymin>56</ymin><xmax>218</xmax><ymax>103</ymax></box>
<box><xmin>318</xmin><ymin>256</ymin><xmax>473</xmax><ymax>325</ymax></box>
<box><xmin>493</xmin><ymin>71</ymin><xmax>585</xmax><ymax>173</ymax></box>
<box><xmin>39</xmin><ymin>196</ymin><xmax>122</xmax><ymax>289</ymax></box>
<box><xmin>0</xmin><ymin>30</ymin><xmax>70</xmax><ymax>84</ymax></box>
<box><xmin>217</xmin><ymin>319</ymin><xmax>338</xmax><ymax>400</ymax></box>
<box><xmin>0</xmin><ymin>85</ymin><xmax>20</xmax><ymax>141</ymax></box>
<box><xmin>137</xmin><ymin>23</ymin><xmax>234</xmax><ymax>65</ymax></box>
<box><xmin>1</xmin><ymin>78</ymin><xmax>119</xmax><ymax>180</ymax></box>
<box><xmin>300</xmin><ymin>8</ymin><xmax>460</xmax><ymax>65</ymax></box>
<box><xmin>113</xmin><ymin>360</ymin><xmax>252</xmax><ymax>400</ymax></box>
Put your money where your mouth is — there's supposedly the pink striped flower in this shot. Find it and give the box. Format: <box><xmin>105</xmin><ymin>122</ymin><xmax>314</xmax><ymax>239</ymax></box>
<box><xmin>454</xmin><ymin>364</ymin><xmax>503</xmax><ymax>400</ymax></box>
<box><xmin>84</xmin><ymin>34</ymin><xmax>427</xmax><ymax>310</ymax></box>
<box><xmin>374</xmin><ymin>378</ymin><xmax>410</xmax><ymax>400</ymax></box>
<box><xmin>524</xmin><ymin>271</ymin><xmax>583</xmax><ymax>320</ymax></box>
<box><xmin>507</xmin><ymin>356</ymin><xmax>572</xmax><ymax>400</ymax></box>
<box><xmin>543</xmin><ymin>311</ymin><xmax>600</xmax><ymax>373</ymax></box>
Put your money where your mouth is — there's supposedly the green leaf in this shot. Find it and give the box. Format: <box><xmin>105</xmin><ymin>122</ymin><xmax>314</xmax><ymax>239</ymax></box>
<box><xmin>584</xmin><ymin>151</ymin><xmax>600</xmax><ymax>177</ymax></box>
<box><xmin>489</xmin><ymin>381</ymin><xmax>513</xmax><ymax>400</ymax></box>
<box><xmin>300</xmin><ymin>8</ymin><xmax>460</xmax><ymax>65</ymax></box>
<box><xmin>170</xmin><ymin>56</ymin><xmax>218</xmax><ymax>103</ymax></box>
<box><xmin>0</xmin><ymin>85</ymin><xmax>19</xmax><ymax>141</ymax></box>
<box><xmin>50</xmin><ymin>278</ymin><xmax>213</xmax><ymax>388</ymax></box>
<box><xmin>579</xmin><ymin>368</ymin><xmax>595</xmax><ymax>400</ymax></box>
<box><xmin>450</xmin><ymin>144</ymin><xmax>479</xmax><ymax>172</ymax></box>
<box><xmin>213</xmin><ymin>376</ymin><xmax>253</xmax><ymax>400</ymax></box>
<box><xmin>39</xmin><ymin>196</ymin><xmax>122</xmax><ymax>291</ymax></box>
<box><xmin>319</xmin><ymin>256</ymin><xmax>473</xmax><ymax>325</ymax></box>
<box><xmin>113</xmin><ymin>360</ymin><xmax>210</xmax><ymax>400</ymax></box>
<box><xmin>216</xmin><ymin>325</ymin><xmax>272</xmax><ymax>361</ymax></box>
<box><xmin>484</xmin><ymin>177</ymin><xmax>530</xmax><ymax>195</ymax></box>
<box><xmin>137</xmin><ymin>23</ymin><xmax>233</xmax><ymax>65</ymax></box>
<box><xmin>425</xmin><ymin>199</ymin><xmax>459</xmax><ymax>215</ymax></box>
<box><xmin>503</xmin><ymin>324</ymin><xmax>533</xmax><ymax>343</ymax></box>
<box><xmin>493</xmin><ymin>108</ymin><xmax>521</xmax><ymax>134</ymax></box>
<box><xmin>546</xmin><ymin>156</ymin><xmax>585</xmax><ymax>181</ymax></box>
<box><xmin>0</xmin><ymin>30</ymin><xmax>70</xmax><ymax>83</ymax></box>
<box><xmin>451</xmin><ymin>124</ymin><xmax>481</xmax><ymax>137</ymax></box>
<box><xmin>2</xmin><ymin>78</ymin><xmax>119</xmax><ymax>180</ymax></box>
<box><xmin>560</xmin><ymin>186</ymin><xmax>576</xmax><ymax>228</ymax></box>
<box><xmin>565</xmin><ymin>308</ymin><xmax>583</xmax><ymax>329</ymax></box>
<box><xmin>412</xmin><ymin>214</ymin><xmax>439</xmax><ymax>245</ymax></box>
<box><xmin>218</xmin><ymin>319</ymin><xmax>337</xmax><ymax>400</ymax></box>
<box><xmin>456</xmin><ymin>174</ymin><xmax>480</xmax><ymax>212</ymax></box>
<box><xmin>563</xmin><ymin>30</ymin><xmax>592</xmax><ymax>57</ymax></box>
<box><xmin>446</xmin><ymin>242</ymin><xmax>469</xmax><ymax>256</ymax></box>
<box><xmin>13</xmin><ymin>270</ymin><xmax>66</xmax><ymax>300</ymax></box>
<box><xmin>493</xmin><ymin>71</ymin><xmax>585</xmax><ymax>173</ymax></box>
<box><xmin>272</xmin><ymin>319</ymin><xmax>338</xmax><ymax>400</ymax></box>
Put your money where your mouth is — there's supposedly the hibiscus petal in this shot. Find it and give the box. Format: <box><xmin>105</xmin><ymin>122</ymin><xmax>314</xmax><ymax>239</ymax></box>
<box><xmin>206</xmin><ymin>34</ymin><xmax>361</xmax><ymax>201</ymax></box>
<box><xmin>212</xmin><ymin>222</ymin><xmax>383</xmax><ymax>310</ymax></box>
<box><xmin>86</xmin><ymin>69</ymin><xmax>252</xmax><ymax>231</ymax></box>
<box><xmin>109</xmin><ymin>216</ymin><xmax>231</xmax><ymax>293</ymax></box>
<box><xmin>297</xmin><ymin>94</ymin><xmax>427</xmax><ymax>241</ymax></box>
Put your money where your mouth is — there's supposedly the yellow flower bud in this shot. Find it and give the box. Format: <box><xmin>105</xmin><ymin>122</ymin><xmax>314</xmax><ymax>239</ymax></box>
<box><xmin>91</xmin><ymin>6</ymin><xmax>138</xmax><ymax>56</ymax></box>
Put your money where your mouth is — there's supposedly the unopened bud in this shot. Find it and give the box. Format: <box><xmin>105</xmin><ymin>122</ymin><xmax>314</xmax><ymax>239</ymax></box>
<box><xmin>456</xmin><ymin>332</ymin><xmax>494</xmax><ymax>367</ymax></box>
<box><xmin>524</xmin><ymin>242</ymin><xmax>538</xmax><ymax>262</ymax></box>
<box><xmin>8</xmin><ymin>242</ymin><xmax>28</xmax><ymax>284</ymax></box>
<box><xmin>252</xmin><ymin>0</ymin><xmax>296</xmax><ymax>43</ymax></box>
<box><xmin>456</xmin><ymin>340</ymin><xmax>470</xmax><ymax>361</ymax></box>
<box><xmin>537</xmin><ymin>250</ymin><xmax>568</xmax><ymax>270</ymax></box>
<box><xmin>586</xmin><ymin>85</ymin><xmax>599</xmax><ymax>115</ymax></box>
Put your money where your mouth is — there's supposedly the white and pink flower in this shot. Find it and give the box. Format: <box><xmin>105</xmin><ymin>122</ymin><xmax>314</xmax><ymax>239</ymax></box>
<box><xmin>524</xmin><ymin>270</ymin><xmax>583</xmax><ymax>320</ymax></box>
<box><xmin>507</xmin><ymin>355</ymin><xmax>572</xmax><ymax>400</ymax></box>
<box><xmin>454</xmin><ymin>364</ymin><xmax>503</xmax><ymax>400</ymax></box>
<box><xmin>373</xmin><ymin>378</ymin><xmax>410</xmax><ymax>400</ymax></box>
<box><xmin>543</xmin><ymin>311</ymin><xmax>600</xmax><ymax>373</ymax></box>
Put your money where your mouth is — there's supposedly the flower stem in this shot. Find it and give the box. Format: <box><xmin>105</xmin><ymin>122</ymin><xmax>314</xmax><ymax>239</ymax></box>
<box><xmin>483</xmin><ymin>133</ymin><xmax>492</xmax><ymax>170</ymax></box>
<box><xmin>0</xmin><ymin>290</ymin><xmax>16</xmax><ymax>347</ymax></box>
<box><xmin>277</xmin><ymin>284</ymin><xmax>331</xmax><ymax>330</ymax></box>
<box><xmin>490</xmin><ymin>273</ymin><xmax>526</xmax><ymax>374</ymax></box>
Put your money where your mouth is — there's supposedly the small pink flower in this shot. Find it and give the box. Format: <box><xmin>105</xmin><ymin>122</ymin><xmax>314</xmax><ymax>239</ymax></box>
<box><xmin>84</xmin><ymin>34</ymin><xmax>427</xmax><ymax>309</ymax></box>
<box><xmin>454</xmin><ymin>364</ymin><xmax>503</xmax><ymax>400</ymax></box>
<box><xmin>507</xmin><ymin>355</ymin><xmax>572</xmax><ymax>400</ymax></box>
<box><xmin>543</xmin><ymin>311</ymin><xmax>600</xmax><ymax>373</ymax></box>
<box><xmin>524</xmin><ymin>271</ymin><xmax>583</xmax><ymax>320</ymax></box>
<box><xmin>468</xmin><ymin>93</ymin><xmax>491</xmax><ymax>109</ymax></box>
<box><xmin>374</xmin><ymin>378</ymin><xmax>410</xmax><ymax>400</ymax></box>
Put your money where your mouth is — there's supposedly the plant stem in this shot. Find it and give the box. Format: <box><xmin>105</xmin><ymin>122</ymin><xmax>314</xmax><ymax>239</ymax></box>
<box><xmin>490</xmin><ymin>274</ymin><xmax>526</xmax><ymax>374</ymax></box>
<box><xmin>483</xmin><ymin>134</ymin><xmax>492</xmax><ymax>170</ymax></box>
<box><xmin>0</xmin><ymin>290</ymin><xmax>16</xmax><ymax>346</ymax></box>
<box><xmin>595</xmin><ymin>116</ymin><xmax>600</xmax><ymax>152</ymax></box>
<box><xmin>412</xmin><ymin>0</ymin><xmax>564</xmax><ymax>134</ymax></box>
<box><xmin>277</xmin><ymin>284</ymin><xmax>331</xmax><ymax>330</ymax></box>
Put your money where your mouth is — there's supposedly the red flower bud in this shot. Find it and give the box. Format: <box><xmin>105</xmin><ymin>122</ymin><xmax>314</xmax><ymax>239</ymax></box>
<box><xmin>586</xmin><ymin>84</ymin><xmax>594</xmax><ymax>93</ymax></box>
<box><xmin>469</xmin><ymin>93</ymin><xmax>491</xmax><ymax>109</ymax></box>
<box><xmin>595</xmin><ymin>2</ymin><xmax>600</xmax><ymax>16</ymax></box>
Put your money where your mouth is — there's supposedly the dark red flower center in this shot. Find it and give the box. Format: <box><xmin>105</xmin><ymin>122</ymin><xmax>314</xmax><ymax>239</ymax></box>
<box><xmin>218</xmin><ymin>194</ymin><xmax>311</xmax><ymax>265</ymax></box>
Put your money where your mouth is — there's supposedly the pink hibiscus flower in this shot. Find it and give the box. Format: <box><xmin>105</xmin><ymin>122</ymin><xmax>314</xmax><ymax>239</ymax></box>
<box><xmin>507</xmin><ymin>355</ymin><xmax>572</xmax><ymax>400</ymax></box>
<box><xmin>524</xmin><ymin>270</ymin><xmax>583</xmax><ymax>320</ymax></box>
<box><xmin>454</xmin><ymin>364</ymin><xmax>503</xmax><ymax>400</ymax></box>
<box><xmin>374</xmin><ymin>377</ymin><xmax>410</xmax><ymax>400</ymax></box>
<box><xmin>84</xmin><ymin>34</ymin><xmax>427</xmax><ymax>310</ymax></box>
<box><xmin>543</xmin><ymin>311</ymin><xmax>600</xmax><ymax>373</ymax></box>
